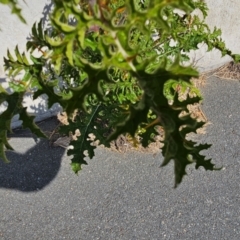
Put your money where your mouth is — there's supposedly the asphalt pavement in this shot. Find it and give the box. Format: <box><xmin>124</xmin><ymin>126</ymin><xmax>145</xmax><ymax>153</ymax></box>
<box><xmin>0</xmin><ymin>76</ymin><xmax>240</xmax><ymax>239</ymax></box>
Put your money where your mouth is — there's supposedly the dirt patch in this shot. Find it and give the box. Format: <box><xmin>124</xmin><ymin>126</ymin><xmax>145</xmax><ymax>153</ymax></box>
<box><xmin>52</xmin><ymin>61</ymin><xmax>240</xmax><ymax>153</ymax></box>
<box><xmin>53</xmin><ymin>112</ymin><xmax>165</xmax><ymax>154</ymax></box>
<box><xmin>53</xmin><ymin>107</ymin><xmax>206</xmax><ymax>154</ymax></box>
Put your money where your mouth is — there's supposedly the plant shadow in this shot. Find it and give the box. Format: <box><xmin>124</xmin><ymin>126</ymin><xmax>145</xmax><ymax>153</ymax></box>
<box><xmin>0</xmin><ymin>117</ymin><xmax>66</xmax><ymax>192</ymax></box>
<box><xmin>0</xmin><ymin>2</ymin><xmax>68</xmax><ymax>192</ymax></box>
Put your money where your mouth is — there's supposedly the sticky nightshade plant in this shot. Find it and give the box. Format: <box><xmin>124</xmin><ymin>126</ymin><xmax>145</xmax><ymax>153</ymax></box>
<box><xmin>1</xmin><ymin>0</ymin><xmax>239</xmax><ymax>186</ymax></box>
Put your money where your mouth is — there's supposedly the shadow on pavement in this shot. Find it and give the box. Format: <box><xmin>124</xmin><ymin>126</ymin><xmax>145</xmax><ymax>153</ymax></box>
<box><xmin>0</xmin><ymin>2</ymin><xmax>68</xmax><ymax>192</ymax></box>
<box><xmin>0</xmin><ymin>117</ymin><xmax>66</xmax><ymax>192</ymax></box>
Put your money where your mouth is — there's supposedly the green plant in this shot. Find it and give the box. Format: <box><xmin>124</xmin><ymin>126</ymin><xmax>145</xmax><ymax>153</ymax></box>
<box><xmin>1</xmin><ymin>0</ymin><xmax>239</xmax><ymax>187</ymax></box>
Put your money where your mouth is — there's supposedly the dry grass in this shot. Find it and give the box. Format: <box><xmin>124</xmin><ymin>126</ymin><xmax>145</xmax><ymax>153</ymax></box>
<box><xmin>212</xmin><ymin>61</ymin><xmax>240</xmax><ymax>80</ymax></box>
<box><xmin>192</xmin><ymin>61</ymin><xmax>240</xmax><ymax>88</ymax></box>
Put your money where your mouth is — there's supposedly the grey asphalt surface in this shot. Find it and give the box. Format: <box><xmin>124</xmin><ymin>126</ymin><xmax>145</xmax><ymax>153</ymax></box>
<box><xmin>0</xmin><ymin>76</ymin><xmax>240</xmax><ymax>239</ymax></box>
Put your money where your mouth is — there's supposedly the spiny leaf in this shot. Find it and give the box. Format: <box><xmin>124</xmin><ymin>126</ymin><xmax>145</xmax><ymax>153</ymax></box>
<box><xmin>19</xmin><ymin>108</ymin><xmax>46</xmax><ymax>138</ymax></box>
<box><xmin>140</xmin><ymin>121</ymin><xmax>160</xmax><ymax>148</ymax></box>
<box><xmin>0</xmin><ymin>92</ymin><xmax>24</xmax><ymax>162</ymax></box>
<box><xmin>195</xmin><ymin>156</ymin><xmax>217</xmax><ymax>171</ymax></box>
<box><xmin>108</xmin><ymin>99</ymin><xmax>149</xmax><ymax>141</ymax></box>
<box><xmin>66</xmin><ymin>40</ymin><xmax>74</xmax><ymax>66</ymax></box>
<box><xmin>51</xmin><ymin>17</ymin><xmax>76</xmax><ymax>33</ymax></box>
<box><xmin>59</xmin><ymin>103</ymin><xmax>111</xmax><ymax>173</ymax></box>
<box><xmin>0</xmin><ymin>139</ymin><xmax>10</xmax><ymax>163</ymax></box>
<box><xmin>173</xmin><ymin>156</ymin><xmax>191</xmax><ymax>188</ymax></box>
<box><xmin>161</xmin><ymin>136</ymin><xmax>178</xmax><ymax>167</ymax></box>
<box><xmin>14</xmin><ymin>45</ymin><xmax>23</xmax><ymax>64</ymax></box>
